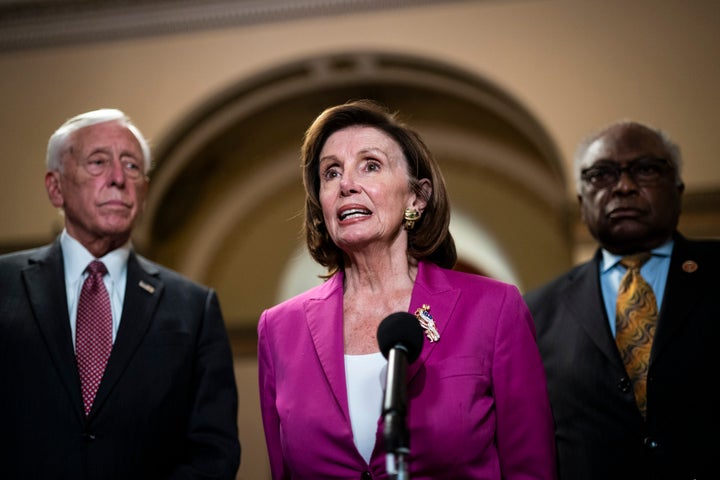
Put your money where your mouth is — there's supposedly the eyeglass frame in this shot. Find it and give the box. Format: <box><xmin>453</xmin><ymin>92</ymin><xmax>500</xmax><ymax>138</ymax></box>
<box><xmin>83</xmin><ymin>155</ymin><xmax>147</xmax><ymax>181</ymax></box>
<box><xmin>579</xmin><ymin>156</ymin><xmax>675</xmax><ymax>189</ymax></box>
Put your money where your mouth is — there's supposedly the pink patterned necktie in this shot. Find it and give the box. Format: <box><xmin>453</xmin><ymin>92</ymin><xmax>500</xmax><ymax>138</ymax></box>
<box><xmin>76</xmin><ymin>260</ymin><xmax>113</xmax><ymax>416</ymax></box>
<box><xmin>615</xmin><ymin>253</ymin><xmax>657</xmax><ymax>418</ymax></box>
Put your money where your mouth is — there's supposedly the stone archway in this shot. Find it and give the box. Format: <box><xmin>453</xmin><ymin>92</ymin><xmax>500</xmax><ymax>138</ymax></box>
<box><xmin>136</xmin><ymin>50</ymin><xmax>571</xmax><ymax>333</ymax></box>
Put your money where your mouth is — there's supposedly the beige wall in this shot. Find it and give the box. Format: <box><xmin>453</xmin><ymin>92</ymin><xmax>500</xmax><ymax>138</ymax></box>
<box><xmin>2</xmin><ymin>0</ymin><xmax>720</xmax><ymax>244</ymax></box>
<box><xmin>2</xmin><ymin>1</ymin><xmax>719</xmax><ymax>478</ymax></box>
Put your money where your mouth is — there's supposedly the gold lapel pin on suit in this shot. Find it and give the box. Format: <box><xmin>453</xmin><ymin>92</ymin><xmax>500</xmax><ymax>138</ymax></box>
<box><xmin>681</xmin><ymin>260</ymin><xmax>698</xmax><ymax>273</ymax></box>
<box><xmin>138</xmin><ymin>280</ymin><xmax>155</xmax><ymax>294</ymax></box>
<box><xmin>415</xmin><ymin>304</ymin><xmax>440</xmax><ymax>342</ymax></box>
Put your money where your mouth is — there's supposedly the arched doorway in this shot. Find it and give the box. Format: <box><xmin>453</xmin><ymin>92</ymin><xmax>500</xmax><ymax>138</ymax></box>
<box><xmin>136</xmin><ymin>50</ymin><xmax>571</xmax><ymax>336</ymax></box>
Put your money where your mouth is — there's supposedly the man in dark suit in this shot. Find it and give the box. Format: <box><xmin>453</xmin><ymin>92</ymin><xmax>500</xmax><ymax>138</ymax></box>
<box><xmin>525</xmin><ymin>120</ymin><xmax>718</xmax><ymax>480</ymax></box>
<box><xmin>0</xmin><ymin>109</ymin><xmax>240</xmax><ymax>479</ymax></box>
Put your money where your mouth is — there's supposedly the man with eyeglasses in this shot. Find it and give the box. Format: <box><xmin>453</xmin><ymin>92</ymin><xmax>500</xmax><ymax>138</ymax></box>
<box><xmin>0</xmin><ymin>109</ymin><xmax>240</xmax><ymax>479</ymax></box>
<box><xmin>525</xmin><ymin>120</ymin><xmax>718</xmax><ymax>480</ymax></box>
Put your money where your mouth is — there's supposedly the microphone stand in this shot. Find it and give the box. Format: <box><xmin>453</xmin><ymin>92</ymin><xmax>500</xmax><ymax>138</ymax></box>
<box><xmin>377</xmin><ymin>312</ymin><xmax>424</xmax><ymax>480</ymax></box>
<box><xmin>384</xmin><ymin>347</ymin><xmax>410</xmax><ymax>480</ymax></box>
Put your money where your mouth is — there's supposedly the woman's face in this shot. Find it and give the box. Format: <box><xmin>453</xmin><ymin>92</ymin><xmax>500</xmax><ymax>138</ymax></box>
<box><xmin>318</xmin><ymin>125</ymin><xmax>422</xmax><ymax>254</ymax></box>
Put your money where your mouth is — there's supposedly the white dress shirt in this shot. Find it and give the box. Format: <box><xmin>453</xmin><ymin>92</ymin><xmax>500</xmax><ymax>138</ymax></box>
<box><xmin>60</xmin><ymin>230</ymin><xmax>130</xmax><ymax>348</ymax></box>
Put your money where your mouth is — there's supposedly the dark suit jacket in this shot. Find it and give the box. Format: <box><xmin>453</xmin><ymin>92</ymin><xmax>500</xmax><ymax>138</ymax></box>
<box><xmin>0</xmin><ymin>239</ymin><xmax>240</xmax><ymax>480</ymax></box>
<box><xmin>524</xmin><ymin>233</ymin><xmax>719</xmax><ymax>480</ymax></box>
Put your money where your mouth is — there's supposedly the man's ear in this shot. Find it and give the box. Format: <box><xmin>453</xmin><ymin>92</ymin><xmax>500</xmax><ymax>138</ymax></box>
<box><xmin>45</xmin><ymin>171</ymin><xmax>64</xmax><ymax>208</ymax></box>
<box><xmin>413</xmin><ymin>178</ymin><xmax>432</xmax><ymax>213</ymax></box>
<box><xmin>577</xmin><ymin>194</ymin><xmax>587</xmax><ymax>224</ymax></box>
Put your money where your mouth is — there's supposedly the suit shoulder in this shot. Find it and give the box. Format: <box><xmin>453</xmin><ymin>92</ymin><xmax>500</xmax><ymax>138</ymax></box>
<box><xmin>0</xmin><ymin>245</ymin><xmax>52</xmax><ymax>268</ymax></box>
<box><xmin>258</xmin><ymin>275</ymin><xmax>344</xmax><ymax>338</ymax></box>
<box><xmin>263</xmin><ymin>278</ymin><xmax>335</xmax><ymax>317</ymax></box>
<box><xmin>418</xmin><ymin>263</ymin><xmax>525</xmax><ymax>308</ymax></box>
<box><xmin>679</xmin><ymin>237</ymin><xmax>720</xmax><ymax>260</ymax></box>
<box><xmin>134</xmin><ymin>254</ymin><xmax>211</xmax><ymax>293</ymax></box>
<box><xmin>524</xmin><ymin>261</ymin><xmax>593</xmax><ymax>307</ymax></box>
<box><xmin>441</xmin><ymin>267</ymin><xmax>517</xmax><ymax>293</ymax></box>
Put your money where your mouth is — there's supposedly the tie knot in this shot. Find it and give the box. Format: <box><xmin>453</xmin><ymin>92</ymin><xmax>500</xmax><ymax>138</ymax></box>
<box><xmin>86</xmin><ymin>260</ymin><xmax>108</xmax><ymax>276</ymax></box>
<box><xmin>620</xmin><ymin>252</ymin><xmax>652</xmax><ymax>270</ymax></box>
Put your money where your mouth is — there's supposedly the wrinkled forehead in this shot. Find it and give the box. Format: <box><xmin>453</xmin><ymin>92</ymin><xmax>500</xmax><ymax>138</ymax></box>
<box><xmin>71</xmin><ymin>121</ymin><xmax>143</xmax><ymax>155</ymax></box>
<box><xmin>582</xmin><ymin>125</ymin><xmax>668</xmax><ymax>168</ymax></box>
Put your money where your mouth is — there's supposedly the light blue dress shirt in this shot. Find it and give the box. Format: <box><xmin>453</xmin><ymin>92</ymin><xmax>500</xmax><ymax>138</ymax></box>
<box><xmin>600</xmin><ymin>240</ymin><xmax>673</xmax><ymax>337</ymax></box>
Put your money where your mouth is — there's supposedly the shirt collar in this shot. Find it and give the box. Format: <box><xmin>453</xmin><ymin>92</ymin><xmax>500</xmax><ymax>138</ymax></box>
<box><xmin>600</xmin><ymin>238</ymin><xmax>673</xmax><ymax>274</ymax></box>
<box><xmin>60</xmin><ymin>229</ymin><xmax>131</xmax><ymax>282</ymax></box>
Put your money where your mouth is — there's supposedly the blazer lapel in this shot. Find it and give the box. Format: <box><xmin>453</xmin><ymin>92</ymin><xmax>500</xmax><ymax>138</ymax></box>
<box><xmin>651</xmin><ymin>237</ymin><xmax>704</xmax><ymax>363</ymax></box>
<box><xmin>302</xmin><ymin>264</ymin><xmax>462</xmax><ymax>436</ymax></box>
<box><xmin>303</xmin><ymin>273</ymin><xmax>348</xmax><ymax>422</ymax></box>
<box><xmin>23</xmin><ymin>241</ymin><xmax>85</xmax><ymax>420</ymax></box>
<box><xmin>89</xmin><ymin>252</ymin><xmax>162</xmax><ymax>418</ymax></box>
<box><xmin>562</xmin><ymin>256</ymin><xmax>625</xmax><ymax>369</ymax></box>
<box><xmin>406</xmin><ymin>261</ymin><xmax>461</xmax><ymax>382</ymax></box>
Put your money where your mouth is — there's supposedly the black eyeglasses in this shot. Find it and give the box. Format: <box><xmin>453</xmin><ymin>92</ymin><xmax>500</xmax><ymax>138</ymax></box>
<box><xmin>580</xmin><ymin>157</ymin><xmax>673</xmax><ymax>189</ymax></box>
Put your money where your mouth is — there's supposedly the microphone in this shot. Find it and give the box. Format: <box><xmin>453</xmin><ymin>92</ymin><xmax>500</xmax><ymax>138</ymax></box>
<box><xmin>377</xmin><ymin>312</ymin><xmax>424</xmax><ymax>479</ymax></box>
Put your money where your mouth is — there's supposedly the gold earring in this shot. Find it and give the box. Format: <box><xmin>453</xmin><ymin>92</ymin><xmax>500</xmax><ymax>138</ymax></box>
<box><xmin>403</xmin><ymin>208</ymin><xmax>421</xmax><ymax>230</ymax></box>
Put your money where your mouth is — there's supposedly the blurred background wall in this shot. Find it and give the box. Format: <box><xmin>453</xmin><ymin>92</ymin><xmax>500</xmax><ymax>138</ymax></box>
<box><xmin>1</xmin><ymin>1</ymin><xmax>718</xmax><ymax>478</ymax></box>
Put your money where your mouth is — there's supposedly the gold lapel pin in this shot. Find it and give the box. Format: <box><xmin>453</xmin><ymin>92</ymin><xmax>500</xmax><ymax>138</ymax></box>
<box><xmin>681</xmin><ymin>260</ymin><xmax>698</xmax><ymax>273</ymax></box>
<box><xmin>139</xmin><ymin>280</ymin><xmax>155</xmax><ymax>294</ymax></box>
<box><xmin>415</xmin><ymin>304</ymin><xmax>440</xmax><ymax>342</ymax></box>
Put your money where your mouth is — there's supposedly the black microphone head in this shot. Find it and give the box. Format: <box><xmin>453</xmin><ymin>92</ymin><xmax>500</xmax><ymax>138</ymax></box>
<box><xmin>377</xmin><ymin>312</ymin><xmax>424</xmax><ymax>363</ymax></box>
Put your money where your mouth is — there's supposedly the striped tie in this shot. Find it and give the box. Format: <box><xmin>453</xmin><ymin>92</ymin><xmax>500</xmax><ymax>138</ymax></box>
<box><xmin>615</xmin><ymin>253</ymin><xmax>657</xmax><ymax>418</ymax></box>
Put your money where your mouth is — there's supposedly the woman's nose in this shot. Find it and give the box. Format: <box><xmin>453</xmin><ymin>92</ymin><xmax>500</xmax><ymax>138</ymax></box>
<box><xmin>339</xmin><ymin>172</ymin><xmax>360</xmax><ymax>196</ymax></box>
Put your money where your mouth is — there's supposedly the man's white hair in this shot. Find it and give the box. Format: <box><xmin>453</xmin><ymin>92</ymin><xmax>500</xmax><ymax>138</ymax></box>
<box><xmin>46</xmin><ymin>108</ymin><xmax>152</xmax><ymax>173</ymax></box>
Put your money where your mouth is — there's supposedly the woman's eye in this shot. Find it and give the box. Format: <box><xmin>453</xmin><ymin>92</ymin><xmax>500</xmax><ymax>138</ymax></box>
<box><xmin>366</xmin><ymin>160</ymin><xmax>381</xmax><ymax>172</ymax></box>
<box><xmin>322</xmin><ymin>167</ymin><xmax>340</xmax><ymax>181</ymax></box>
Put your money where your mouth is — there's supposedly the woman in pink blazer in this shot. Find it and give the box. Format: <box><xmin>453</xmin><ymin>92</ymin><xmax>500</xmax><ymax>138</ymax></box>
<box><xmin>258</xmin><ymin>100</ymin><xmax>556</xmax><ymax>479</ymax></box>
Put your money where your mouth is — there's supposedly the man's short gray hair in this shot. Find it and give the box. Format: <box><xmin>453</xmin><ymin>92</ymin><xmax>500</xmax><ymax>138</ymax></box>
<box><xmin>46</xmin><ymin>108</ymin><xmax>152</xmax><ymax>173</ymax></box>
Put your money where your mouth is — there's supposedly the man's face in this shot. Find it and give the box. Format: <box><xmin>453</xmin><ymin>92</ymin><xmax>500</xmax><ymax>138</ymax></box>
<box><xmin>578</xmin><ymin>124</ymin><xmax>684</xmax><ymax>254</ymax></box>
<box><xmin>45</xmin><ymin>121</ymin><xmax>149</xmax><ymax>251</ymax></box>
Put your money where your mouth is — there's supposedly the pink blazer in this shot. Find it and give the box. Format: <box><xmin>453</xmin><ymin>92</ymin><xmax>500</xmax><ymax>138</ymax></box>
<box><xmin>258</xmin><ymin>260</ymin><xmax>556</xmax><ymax>479</ymax></box>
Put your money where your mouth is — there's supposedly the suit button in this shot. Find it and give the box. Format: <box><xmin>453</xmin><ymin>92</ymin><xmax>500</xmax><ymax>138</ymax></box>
<box><xmin>643</xmin><ymin>437</ymin><xmax>659</xmax><ymax>449</ymax></box>
<box><xmin>361</xmin><ymin>472</ymin><xmax>372</xmax><ymax>480</ymax></box>
<box><xmin>617</xmin><ymin>377</ymin><xmax>632</xmax><ymax>393</ymax></box>
<box><xmin>82</xmin><ymin>432</ymin><xmax>96</xmax><ymax>441</ymax></box>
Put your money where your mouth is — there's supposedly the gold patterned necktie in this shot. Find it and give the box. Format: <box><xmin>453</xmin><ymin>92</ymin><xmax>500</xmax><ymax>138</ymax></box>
<box><xmin>615</xmin><ymin>253</ymin><xmax>657</xmax><ymax>418</ymax></box>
